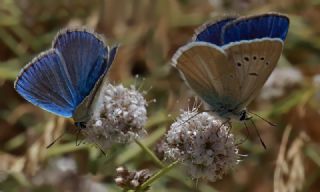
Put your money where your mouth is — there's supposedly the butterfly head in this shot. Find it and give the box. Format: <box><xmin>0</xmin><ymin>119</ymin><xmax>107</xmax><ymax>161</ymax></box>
<box><xmin>239</xmin><ymin>110</ymin><xmax>248</xmax><ymax>121</ymax></box>
<box><xmin>74</xmin><ymin>121</ymin><xmax>87</xmax><ymax>129</ymax></box>
<box><xmin>213</xmin><ymin>101</ymin><xmax>248</xmax><ymax>122</ymax></box>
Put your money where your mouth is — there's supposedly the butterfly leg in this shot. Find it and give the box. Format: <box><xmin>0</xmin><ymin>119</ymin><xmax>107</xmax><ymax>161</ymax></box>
<box><xmin>247</xmin><ymin>118</ymin><xmax>267</xmax><ymax>150</ymax></box>
<box><xmin>75</xmin><ymin>128</ymin><xmax>82</xmax><ymax>146</ymax></box>
<box><xmin>247</xmin><ymin>111</ymin><xmax>276</xmax><ymax>127</ymax></box>
<box><xmin>46</xmin><ymin>132</ymin><xmax>65</xmax><ymax>148</ymax></box>
<box><xmin>235</xmin><ymin>121</ymin><xmax>251</xmax><ymax>147</ymax></box>
<box><xmin>216</xmin><ymin>118</ymin><xmax>231</xmax><ymax>137</ymax></box>
<box><xmin>224</xmin><ymin>120</ymin><xmax>233</xmax><ymax>144</ymax></box>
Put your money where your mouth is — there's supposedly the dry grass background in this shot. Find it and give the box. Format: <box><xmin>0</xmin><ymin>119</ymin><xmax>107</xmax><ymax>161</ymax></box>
<box><xmin>1</xmin><ymin>0</ymin><xmax>320</xmax><ymax>191</ymax></box>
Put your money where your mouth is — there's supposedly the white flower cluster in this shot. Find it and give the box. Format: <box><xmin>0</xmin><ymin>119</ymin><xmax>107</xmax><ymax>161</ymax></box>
<box><xmin>260</xmin><ymin>67</ymin><xmax>303</xmax><ymax>100</ymax></box>
<box><xmin>84</xmin><ymin>84</ymin><xmax>147</xmax><ymax>149</ymax></box>
<box><xmin>164</xmin><ymin>109</ymin><xmax>239</xmax><ymax>182</ymax></box>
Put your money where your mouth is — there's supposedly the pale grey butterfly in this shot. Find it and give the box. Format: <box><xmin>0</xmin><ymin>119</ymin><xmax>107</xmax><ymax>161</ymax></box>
<box><xmin>171</xmin><ymin>13</ymin><xmax>290</xmax><ymax>148</ymax></box>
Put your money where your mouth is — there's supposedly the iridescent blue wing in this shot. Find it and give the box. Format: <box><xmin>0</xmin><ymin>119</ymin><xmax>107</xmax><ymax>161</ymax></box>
<box><xmin>192</xmin><ymin>17</ymin><xmax>237</xmax><ymax>46</ymax></box>
<box><xmin>222</xmin><ymin>13</ymin><xmax>289</xmax><ymax>44</ymax></box>
<box><xmin>52</xmin><ymin>28</ymin><xmax>108</xmax><ymax>106</ymax></box>
<box><xmin>15</xmin><ymin>28</ymin><xmax>113</xmax><ymax>118</ymax></box>
<box><xmin>14</xmin><ymin>49</ymin><xmax>76</xmax><ymax>117</ymax></box>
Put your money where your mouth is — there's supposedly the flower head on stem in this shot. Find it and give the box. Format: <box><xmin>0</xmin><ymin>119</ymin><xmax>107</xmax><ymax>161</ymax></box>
<box><xmin>164</xmin><ymin>108</ymin><xmax>239</xmax><ymax>182</ymax></box>
<box><xmin>84</xmin><ymin>84</ymin><xmax>148</xmax><ymax>150</ymax></box>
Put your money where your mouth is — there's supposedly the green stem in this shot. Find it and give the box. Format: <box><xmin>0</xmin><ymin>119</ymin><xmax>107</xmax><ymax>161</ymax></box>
<box><xmin>137</xmin><ymin>160</ymin><xmax>179</xmax><ymax>191</ymax></box>
<box><xmin>134</xmin><ymin>139</ymin><xmax>164</xmax><ymax>168</ymax></box>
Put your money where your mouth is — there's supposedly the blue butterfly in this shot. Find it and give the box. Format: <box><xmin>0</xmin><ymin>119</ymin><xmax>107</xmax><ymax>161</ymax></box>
<box><xmin>14</xmin><ymin>28</ymin><xmax>118</xmax><ymax>128</ymax></box>
<box><xmin>172</xmin><ymin>13</ymin><xmax>289</xmax><ymax>122</ymax></box>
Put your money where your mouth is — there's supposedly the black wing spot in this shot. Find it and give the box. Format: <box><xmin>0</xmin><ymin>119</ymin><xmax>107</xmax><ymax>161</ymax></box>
<box><xmin>266</xmin><ymin>61</ymin><xmax>270</xmax><ymax>65</ymax></box>
<box><xmin>260</xmin><ymin>57</ymin><xmax>265</xmax><ymax>61</ymax></box>
<box><xmin>249</xmin><ymin>72</ymin><xmax>258</xmax><ymax>76</ymax></box>
<box><xmin>237</xmin><ymin>62</ymin><xmax>242</xmax><ymax>67</ymax></box>
<box><xmin>253</xmin><ymin>56</ymin><xmax>257</xmax><ymax>60</ymax></box>
<box><xmin>244</xmin><ymin>57</ymin><xmax>249</xmax><ymax>61</ymax></box>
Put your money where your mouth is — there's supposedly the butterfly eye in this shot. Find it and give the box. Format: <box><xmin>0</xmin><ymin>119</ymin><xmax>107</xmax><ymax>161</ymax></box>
<box><xmin>237</xmin><ymin>62</ymin><xmax>242</xmax><ymax>67</ymax></box>
<box><xmin>244</xmin><ymin>57</ymin><xmax>249</xmax><ymax>61</ymax></box>
<box><xmin>75</xmin><ymin>122</ymin><xmax>86</xmax><ymax>129</ymax></box>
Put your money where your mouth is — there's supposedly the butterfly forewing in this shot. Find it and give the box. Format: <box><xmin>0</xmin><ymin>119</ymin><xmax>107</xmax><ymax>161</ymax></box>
<box><xmin>222</xmin><ymin>13</ymin><xmax>289</xmax><ymax>44</ymax></box>
<box><xmin>53</xmin><ymin>28</ymin><xmax>108</xmax><ymax>105</ymax></box>
<box><xmin>223</xmin><ymin>39</ymin><xmax>283</xmax><ymax>108</ymax></box>
<box><xmin>193</xmin><ymin>17</ymin><xmax>237</xmax><ymax>45</ymax></box>
<box><xmin>15</xmin><ymin>49</ymin><xmax>76</xmax><ymax>117</ymax></box>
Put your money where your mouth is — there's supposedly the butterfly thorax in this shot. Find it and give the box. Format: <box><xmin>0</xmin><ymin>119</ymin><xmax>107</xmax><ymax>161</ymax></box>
<box><xmin>213</xmin><ymin>103</ymin><xmax>248</xmax><ymax>122</ymax></box>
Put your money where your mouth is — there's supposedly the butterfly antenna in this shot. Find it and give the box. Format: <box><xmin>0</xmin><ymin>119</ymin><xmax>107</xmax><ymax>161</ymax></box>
<box><xmin>247</xmin><ymin>111</ymin><xmax>276</xmax><ymax>127</ymax></box>
<box><xmin>75</xmin><ymin>127</ymin><xmax>107</xmax><ymax>156</ymax></box>
<box><xmin>94</xmin><ymin>142</ymin><xmax>107</xmax><ymax>157</ymax></box>
<box><xmin>46</xmin><ymin>131</ymin><xmax>65</xmax><ymax>148</ymax></box>
<box><xmin>244</xmin><ymin>121</ymin><xmax>251</xmax><ymax>137</ymax></box>
<box><xmin>249</xmin><ymin>118</ymin><xmax>267</xmax><ymax>150</ymax></box>
<box><xmin>88</xmin><ymin>136</ymin><xmax>107</xmax><ymax>157</ymax></box>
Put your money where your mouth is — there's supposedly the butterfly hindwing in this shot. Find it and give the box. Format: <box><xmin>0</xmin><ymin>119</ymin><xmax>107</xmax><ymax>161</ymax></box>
<box><xmin>72</xmin><ymin>45</ymin><xmax>118</xmax><ymax>122</ymax></box>
<box><xmin>107</xmin><ymin>46</ymin><xmax>118</xmax><ymax>67</ymax></box>
<box><xmin>15</xmin><ymin>49</ymin><xmax>76</xmax><ymax>117</ymax></box>
<box><xmin>52</xmin><ymin>28</ymin><xmax>108</xmax><ymax>105</ymax></box>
